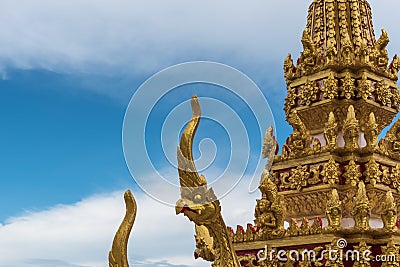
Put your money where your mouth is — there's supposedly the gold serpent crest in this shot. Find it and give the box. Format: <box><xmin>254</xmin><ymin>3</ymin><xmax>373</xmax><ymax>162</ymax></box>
<box><xmin>175</xmin><ymin>95</ymin><xmax>240</xmax><ymax>267</ymax></box>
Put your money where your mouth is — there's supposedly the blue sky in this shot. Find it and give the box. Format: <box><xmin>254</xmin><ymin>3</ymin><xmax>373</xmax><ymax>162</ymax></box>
<box><xmin>0</xmin><ymin>0</ymin><xmax>399</xmax><ymax>266</ymax></box>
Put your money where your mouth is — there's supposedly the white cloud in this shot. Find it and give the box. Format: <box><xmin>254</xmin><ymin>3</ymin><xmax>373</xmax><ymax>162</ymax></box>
<box><xmin>0</xmin><ymin>0</ymin><xmax>398</xmax><ymax>99</ymax></box>
<box><xmin>0</xmin><ymin>0</ymin><xmax>308</xmax><ymax>76</ymax></box>
<box><xmin>0</xmin><ymin>176</ymin><xmax>259</xmax><ymax>267</ymax></box>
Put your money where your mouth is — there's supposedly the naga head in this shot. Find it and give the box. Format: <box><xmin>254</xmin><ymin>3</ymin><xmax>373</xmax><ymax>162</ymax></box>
<box><xmin>175</xmin><ymin>95</ymin><xmax>220</xmax><ymax>225</ymax></box>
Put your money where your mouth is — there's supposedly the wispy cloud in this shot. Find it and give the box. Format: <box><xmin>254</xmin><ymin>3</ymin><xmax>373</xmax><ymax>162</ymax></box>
<box><xmin>0</xmin><ymin>177</ymin><xmax>258</xmax><ymax>267</ymax></box>
<box><xmin>0</xmin><ymin>0</ymin><xmax>311</xmax><ymax>76</ymax></box>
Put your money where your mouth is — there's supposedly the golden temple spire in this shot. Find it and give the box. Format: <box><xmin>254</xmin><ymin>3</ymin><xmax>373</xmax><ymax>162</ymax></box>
<box><xmin>283</xmin><ymin>0</ymin><xmax>399</xmax><ymax>135</ymax></box>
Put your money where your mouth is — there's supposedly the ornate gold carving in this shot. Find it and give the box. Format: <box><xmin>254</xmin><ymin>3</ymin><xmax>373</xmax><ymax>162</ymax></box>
<box><xmin>285</xmin><ymin>110</ymin><xmax>313</xmax><ymax>158</ymax></box>
<box><xmin>391</xmin><ymin>164</ymin><xmax>400</xmax><ymax>192</ymax></box>
<box><xmin>322</xmin><ymin>73</ymin><xmax>338</xmax><ymax>100</ymax></box>
<box><xmin>286</xmin><ymin>218</ymin><xmax>300</xmax><ymax>237</ymax></box>
<box><xmin>341</xmin><ymin>33</ymin><xmax>354</xmax><ymax>67</ymax></box>
<box><xmin>284</xmin><ymin>85</ymin><xmax>297</xmax><ymax>115</ymax></box>
<box><xmin>343</xmin><ymin>105</ymin><xmax>360</xmax><ymax>150</ymax></box>
<box><xmin>284</xmin><ymin>54</ymin><xmax>295</xmax><ymax>82</ymax></box>
<box><xmin>325</xmin><ymin>189</ymin><xmax>342</xmax><ymax>232</ymax></box>
<box><xmin>176</xmin><ymin>96</ymin><xmax>240</xmax><ymax>267</ymax></box>
<box><xmin>322</xmin><ymin>158</ymin><xmax>340</xmax><ymax>185</ymax></box>
<box><xmin>256</xmin><ymin>173</ymin><xmax>285</xmax><ymax>239</ymax></box>
<box><xmin>109</xmin><ymin>190</ymin><xmax>136</xmax><ymax>267</ymax></box>
<box><xmin>263</xmin><ymin>126</ymin><xmax>278</xmax><ymax>173</ymax></box>
<box><xmin>364</xmin><ymin>112</ymin><xmax>379</xmax><ymax>149</ymax></box>
<box><xmin>389</xmin><ymin>54</ymin><xmax>400</xmax><ymax>80</ymax></box>
<box><xmin>299</xmin><ymin>217</ymin><xmax>310</xmax><ymax>236</ymax></box>
<box><xmin>234</xmin><ymin>225</ymin><xmax>244</xmax><ymax>243</ymax></box>
<box><xmin>381</xmin><ymin>241</ymin><xmax>400</xmax><ymax>267</ymax></box>
<box><xmin>352</xmin><ymin>182</ymin><xmax>371</xmax><ymax>232</ymax></box>
<box><xmin>382</xmin><ymin>190</ymin><xmax>398</xmax><ymax>233</ymax></box>
<box><xmin>194</xmin><ymin>225</ymin><xmax>215</xmax><ymax>261</ymax></box>
<box><xmin>289</xmin><ymin>165</ymin><xmax>311</xmax><ymax>191</ymax></box>
<box><xmin>392</xmin><ymin>85</ymin><xmax>400</xmax><ymax>110</ymax></box>
<box><xmin>364</xmin><ymin>159</ymin><xmax>382</xmax><ymax>186</ymax></box>
<box><xmin>324</xmin><ymin>239</ymin><xmax>344</xmax><ymax>267</ymax></box>
<box><xmin>244</xmin><ymin>224</ymin><xmax>256</xmax><ymax>242</ymax></box>
<box><xmin>299</xmin><ymin>29</ymin><xmax>319</xmax><ymax>75</ymax></box>
<box><xmin>379</xmin><ymin>117</ymin><xmax>400</xmax><ymax>158</ymax></box>
<box><xmin>370</xmin><ymin>29</ymin><xmax>390</xmax><ymax>69</ymax></box>
<box><xmin>357</xmin><ymin>73</ymin><xmax>374</xmax><ymax>100</ymax></box>
<box><xmin>344</xmin><ymin>160</ymin><xmax>361</xmax><ymax>187</ymax></box>
<box><xmin>300</xmin><ymin>79</ymin><xmax>318</xmax><ymax>106</ymax></box>
<box><xmin>353</xmin><ymin>242</ymin><xmax>372</xmax><ymax>267</ymax></box>
<box><xmin>310</xmin><ymin>217</ymin><xmax>322</xmax><ymax>235</ymax></box>
<box><xmin>341</xmin><ymin>73</ymin><xmax>356</xmax><ymax>100</ymax></box>
<box><xmin>324</xmin><ymin>112</ymin><xmax>338</xmax><ymax>150</ymax></box>
<box><xmin>376</xmin><ymin>79</ymin><xmax>392</xmax><ymax>106</ymax></box>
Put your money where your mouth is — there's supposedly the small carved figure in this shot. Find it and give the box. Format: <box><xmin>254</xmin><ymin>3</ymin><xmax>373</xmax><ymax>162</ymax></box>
<box><xmin>325</xmin><ymin>189</ymin><xmax>342</xmax><ymax>232</ymax></box>
<box><xmin>343</xmin><ymin>105</ymin><xmax>360</xmax><ymax>150</ymax></box>
<box><xmin>352</xmin><ymin>182</ymin><xmax>371</xmax><ymax>232</ymax></box>
<box><xmin>324</xmin><ymin>112</ymin><xmax>338</xmax><ymax>149</ymax></box>
<box><xmin>381</xmin><ymin>190</ymin><xmax>398</xmax><ymax>233</ymax></box>
<box><xmin>364</xmin><ymin>112</ymin><xmax>379</xmax><ymax>149</ymax></box>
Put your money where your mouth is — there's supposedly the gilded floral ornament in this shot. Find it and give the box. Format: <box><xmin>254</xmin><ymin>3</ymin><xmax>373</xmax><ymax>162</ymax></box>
<box><xmin>357</xmin><ymin>73</ymin><xmax>373</xmax><ymax>100</ymax></box>
<box><xmin>353</xmin><ymin>242</ymin><xmax>372</xmax><ymax>267</ymax></box>
<box><xmin>381</xmin><ymin>241</ymin><xmax>400</xmax><ymax>267</ymax></box>
<box><xmin>364</xmin><ymin>159</ymin><xmax>382</xmax><ymax>186</ymax></box>
<box><xmin>343</xmin><ymin>160</ymin><xmax>361</xmax><ymax>187</ymax></box>
<box><xmin>392</xmin><ymin>85</ymin><xmax>400</xmax><ymax>109</ymax></box>
<box><xmin>390</xmin><ymin>164</ymin><xmax>400</xmax><ymax>192</ymax></box>
<box><xmin>299</xmin><ymin>79</ymin><xmax>318</xmax><ymax>106</ymax></box>
<box><xmin>289</xmin><ymin>165</ymin><xmax>310</xmax><ymax>191</ymax></box>
<box><xmin>325</xmin><ymin>239</ymin><xmax>344</xmax><ymax>267</ymax></box>
<box><xmin>340</xmin><ymin>73</ymin><xmax>356</xmax><ymax>100</ymax></box>
<box><xmin>322</xmin><ymin>158</ymin><xmax>340</xmax><ymax>185</ymax></box>
<box><xmin>322</xmin><ymin>73</ymin><xmax>338</xmax><ymax>99</ymax></box>
<box><xmin>376</xmin><ymin>80</ymin><xmax>392</xmax><ymax>106</ymax></box>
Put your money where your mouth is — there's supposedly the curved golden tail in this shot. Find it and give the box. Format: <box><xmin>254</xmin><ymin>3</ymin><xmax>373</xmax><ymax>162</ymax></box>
<box><xmin>109</xmin><ymin>190</ymin><xmax>137</xmax><ymax>267</ymax></box>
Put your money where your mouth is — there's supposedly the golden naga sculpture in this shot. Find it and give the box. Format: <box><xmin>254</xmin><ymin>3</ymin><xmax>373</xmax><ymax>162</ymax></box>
<box><xmin>109</xmin><ymin>190</ymin><xmax>137</xmax><ymax>267</ymax></box>
<box><xmin>175</xmin><ymin>95</ymin><xmax>240</xmax><ymax>267</ymax></box>
<box><xmin>324</xmin><ymin>189</ymin><xmax>342</xmax><ymax>232</ymax></box>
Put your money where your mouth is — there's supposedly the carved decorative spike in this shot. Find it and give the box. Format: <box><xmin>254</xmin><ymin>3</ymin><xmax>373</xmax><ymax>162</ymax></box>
<box><xmin>343</xmin><ymin>105</ymin><xmax>360</xmax><ymax>150</ymax></box>
<box><xmin>325</xmin><ymin>189</ymin><xmax>342</xmax><ymax>232</ymax></box>
<box><xmin>364</xmin><ymin>112</ymin><xmax>378</xmax><ymax>149</ymax></box>
<box><xmin>352</xmin><ymin>182</ymin><xmax>371</xmax><ymax>232</ymax></box>
<box><xmin>381</xmin><ymin>190</ymin><xmax>398</xmax><ymax>233</ymax></box>
<box><xmin>379</xmin><ymin>116</ymin><xmax>400</xmax><ymax>158</ymax></box>
<box><xmin>109</xmin><ymin>190</ymin><xmax>137</xmax><ymax>267</ymax></box>
<box><xmin>262</xmin><ymin>126</ymin><xmax>278</xmax><ymax>174</ymax></box>
<box><xmin>175</xmin><ymin>95</ymin><xmax>240</xmax><ymax>267</ymax></box>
